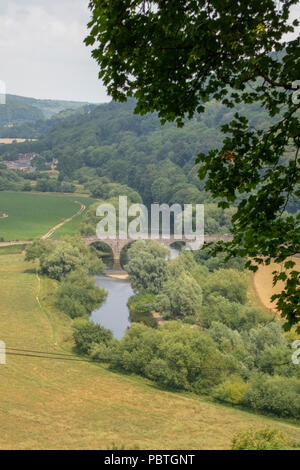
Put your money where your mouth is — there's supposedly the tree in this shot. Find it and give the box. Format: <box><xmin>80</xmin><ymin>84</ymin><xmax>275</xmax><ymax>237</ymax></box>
<box><xmin>194</xmin><ymin>244</ymin><xmax>245</xmax><ymax>272</ymax></box>
<box><xmin>73</xmin><ymin>318</ymin><xmax>113</xmax><ymax>354</ymax></box>
<box><xmin>39</xmin><ymin>242</ymin><xmax>88</xmax><ymax>280</ymax></box>
<box><xmin>202</xmin><ymin>295</ymin><xmax>269</xmax><ymax>330</ymax></box>
<box><xmin>156</xmin><ymin>272</ymin><xmax>203</xmax><ymax>321</ymax></box>
<box><xmin>124</xmin><ymin>240</ymin><xmax>170</xmax><ymax>294</ymax></box>
<box><xmin>26</xmin><ymin>238</ymin><xmax>105</xmax><ymax>280</ymax></box>
<box><xmin>86</xmin><ymin>0</ymin><xmax>300</xmax><ymax>331</ymax></box>
<box><xmin>25</xmin><ymin>239</ymin><xmax>54</xmax><ymax>262</ymax></box>
<box><xmin>56</xmin><ymin>269</ymin><xmax>107</xmax><ymax>319</ymax></box>
<box><xmin>168</xmin><ymin>248</ymin><xmax>197</xmax><ymax>277</ymax></box>
<box><xmin>127</xmin><ymin>239</ymin><xmax>170</xmax><ymax>260</ymax></box>
<box><xmin>127</xmin><ymin>292</ymin><xmax>157</xmax><ymax>327</ymax></box>
<box><xmin>125</xmin><ymin>249</ymin><xmax>169</xmax><ymax>294</ymax></box>
<box><xmin>202</xmin><ymin>269</ymin><xmax>248</xmax><ymax>305</ymax></box>
<box><xmin>32</xmin><ymin>155</ymin><xmax>47</xmax><ymax>171</ymax></box>
<box><xmin>110</xmin><ymin>322</ymin><xmax>230</xmax><ymax>392</ymax></box>
<box><xmin>22</xmin><ymin>181</ymin><xmax>32</xmax><ymax>192</ymax></box>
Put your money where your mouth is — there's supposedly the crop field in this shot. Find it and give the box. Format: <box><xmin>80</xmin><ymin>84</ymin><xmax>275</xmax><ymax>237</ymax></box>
<box><xmin>253</xmin><ymin>257</ymin><xmax>300</xmax><ymax>314</ymax></box>
<box><xmin>0</xmin><ymin>138</ymin><xmax>37</xmax><ymax>144</ymax></box>
<box><xmin>0</xmin><ymin>191</ymin><xmax>97</xmax><ymax>241</ymax></box>
<box><xmin>0</xmin><ymin>252</ymin><xmax>299</xmax><ymax>450</ymax></box>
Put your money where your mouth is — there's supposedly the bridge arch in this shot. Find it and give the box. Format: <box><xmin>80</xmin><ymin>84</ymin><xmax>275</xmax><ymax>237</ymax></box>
<box><xmin>83</xmin><ymin>237</ymin><xmax>133</xmax><ymax>262</ymax></box>
<box><xmin>83</xmin><ymin>234</ymin><xmax>233</xmax><ymax>263</ymax></box>
<box><xmin>89</xmin><ymin>240</ymin><xmax>114</xmax><ymax>266</ymax></box>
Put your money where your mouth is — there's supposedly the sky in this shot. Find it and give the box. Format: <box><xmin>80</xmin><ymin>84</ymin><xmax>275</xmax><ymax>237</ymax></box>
<box><xmin>0</xmin><ymin>0</ymin><xmax>299</xmax><ymax>104</ymax></box>
<box><xmin>0</xmin><ymin>0</ymin><xmax>110</xmax><ymax>103</ymax></box>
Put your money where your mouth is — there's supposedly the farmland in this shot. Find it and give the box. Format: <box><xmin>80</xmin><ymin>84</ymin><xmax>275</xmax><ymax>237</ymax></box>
<box><xmin>0</xmin><ymin>138</ymin><xmax>37</xmax><ymax>144</ymax></box>
<box><xmin>0</xmin><ymin>191</ymin><xmax>97</xmax><ymax>241</ymax></box>
<box><xmin>253</xmin><ymin>258</ymin><xmax>300</xmax><ymax>315</ymax></box>
<box><xmin>0</xmin><ymin>251</ymin><xmax>299</xmax><ymax>450</ymax></box>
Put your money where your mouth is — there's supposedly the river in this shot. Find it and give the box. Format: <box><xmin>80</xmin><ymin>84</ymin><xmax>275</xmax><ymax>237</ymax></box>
<box><xmin>90</xmin><ymin>275</ymin><xmax>133</xmax><ymax>339</ymax></box>
<box><xmin>91</xmin><ymin>247</ymin><xmax>180</xmax><ymax>338</ymax></box>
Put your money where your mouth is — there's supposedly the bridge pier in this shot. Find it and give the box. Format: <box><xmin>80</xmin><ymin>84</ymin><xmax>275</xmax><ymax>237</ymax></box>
<box><xmin>111</xmin><ymin>259</ymin><xmax>123</xmax><ymax>272</ymax></box>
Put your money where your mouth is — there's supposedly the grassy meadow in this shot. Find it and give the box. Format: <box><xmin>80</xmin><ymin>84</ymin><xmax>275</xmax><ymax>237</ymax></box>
<box><xmin>0</xmin><ymin>191</ymin><xmax>96</xmax><ymax>240</ymax></box>
<box><xmin>0</xmin><ymin>251</ymin><xmax>299</xmax><ymax>450</ymax></box>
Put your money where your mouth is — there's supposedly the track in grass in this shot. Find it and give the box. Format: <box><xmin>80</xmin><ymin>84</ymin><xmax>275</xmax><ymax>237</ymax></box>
<box><xmin>0</xmin><ymin>191</ymin><xmax>96</xmax><ymax>241</ymax></box>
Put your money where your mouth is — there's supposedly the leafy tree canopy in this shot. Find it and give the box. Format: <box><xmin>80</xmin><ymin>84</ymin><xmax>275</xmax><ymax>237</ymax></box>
<box><xmin>25</xmin><ymin>237</ymin><xmax>105</xmax><ymax>280</ymax></box>
<box><xmin>73</xmin><ymin>318</ymin><xmax>113</xmax><ymax>354</ymax></box>
<box><xmin>56</xmin><ymin>268</ymin><xmax>107</xmax><ymax>319</ymax></box>
<box><xmin>125</xmin><ymin>240</ymin><xmax>170</xmax><ymax>294</ymax></box>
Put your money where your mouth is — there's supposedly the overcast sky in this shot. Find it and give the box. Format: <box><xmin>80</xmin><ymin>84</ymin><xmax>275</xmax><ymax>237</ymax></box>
<box><xmin>0</xmin><ymin>0</ymin><xmax>299</xmax><ymax>104</ymax></box>
<box><xmin>0</xmin><ymin>0</ymin><xmax>109</xmax><ymax>103</ymax></box>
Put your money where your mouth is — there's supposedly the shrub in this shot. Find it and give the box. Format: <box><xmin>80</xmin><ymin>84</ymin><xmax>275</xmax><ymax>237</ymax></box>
<box><xmin>127</xmin><ymin>293</ymin><xmax>157</xmax><ymax>327</ymax></box>
<box><xmin>242</xmin><ymin>374</ymin><xmax>300</xmax><ymax>419</ymax></box>
<box><xmin>202</xmin><ymin>269</ymin><xmax>248</xmax><ymax>304</ymax></box>
<box><xmin>156</xmin><ymin>272</ymin><xmax>202</xmax><ymax>321</ymax></box>
<box><xmin>56</xmin><ymin>270</ymin><xmax>107</xmax><ymax>319</ymax></box>
<box><xmin>212</xmin><ymin>376</ymin><xmax>248</xmax><ymax>405</ymax></box>
<box><xmin>232</xmin><ymin>428</ymin><xmax>287</xmax><ymax>450</ymax></box>
<box><xmin>112</xmin><ymin>322</ymin><xmax>231</xmax><ymax>393</ymax></box>
<box><xmin>73</xmin><ymin>319</ymin><xmax>113</xmax><ymax>354</ymax></box>
<box><xmin>201</xmin><ymin>295</ymin><xmax>269</xmax><ymax>331</ymax></box>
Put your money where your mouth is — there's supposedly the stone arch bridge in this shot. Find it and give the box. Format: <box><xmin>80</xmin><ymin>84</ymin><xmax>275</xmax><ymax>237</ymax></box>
<box><xmin>82</xmin><ymin>234</ymin><xmax>233</xmax><ymax>262</ymax></box>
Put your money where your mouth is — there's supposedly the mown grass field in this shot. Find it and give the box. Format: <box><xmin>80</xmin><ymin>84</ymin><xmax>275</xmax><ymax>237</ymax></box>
<box><xmin>0</xmin><ymin>191</ymin><xmax>96</xmax><ymax>240</ymax></box>
<box><xmin>0</xmin><ymin>251</ymin><xmax>299</xmax><ymax>450</ymax></box>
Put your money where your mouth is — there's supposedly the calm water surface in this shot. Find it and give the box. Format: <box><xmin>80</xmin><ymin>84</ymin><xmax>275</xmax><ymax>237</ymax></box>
<box><xmin>91</xmin><ymin>247</ymin><xmax>179</xmax><ymax>338</ymax></box>
<box><xmin>91</xmin><ymin>275</ymin><xmax>133</xmax><ymax>339</ymax></box>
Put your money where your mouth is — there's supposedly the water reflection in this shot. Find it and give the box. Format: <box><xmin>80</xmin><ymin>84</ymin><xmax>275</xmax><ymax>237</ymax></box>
<box><xmin>91</xmin><ymin>275</ymin><xmax>133</xmax><ymax>339</ymax></box>
<box><xmin>91</xmin><ymin>245</ymin><xmax>181</xmax><ymax>339</ymax></box>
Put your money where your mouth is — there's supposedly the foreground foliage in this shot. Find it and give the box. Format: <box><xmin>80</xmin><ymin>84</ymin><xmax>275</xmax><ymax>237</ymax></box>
<box><xmin>231</xmin><ymin>428</ymin><xmax>287</xmax><ymax>451</ymax></box>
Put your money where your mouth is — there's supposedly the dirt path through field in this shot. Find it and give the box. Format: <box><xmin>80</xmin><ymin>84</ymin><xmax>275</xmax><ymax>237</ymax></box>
<box><xmin>0</xmin><ymin>201</ymin><xmax>86</xmax><ymax>247</ymax></box>
<box><xmin>40</xmin><ymin>201</ymin><xmax>86</xmax><ymax>239</ymax></box>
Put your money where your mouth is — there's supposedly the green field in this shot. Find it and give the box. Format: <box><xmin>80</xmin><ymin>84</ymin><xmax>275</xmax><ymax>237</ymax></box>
<box><xmin>0</xmin><ymin>252</ymin><xmax>299</xmax><ymax>450</ymax></box>
<box><xmin>0</xmin><ymin>191</ymin><xmax>96</xmax><ymax>241</ymax></box>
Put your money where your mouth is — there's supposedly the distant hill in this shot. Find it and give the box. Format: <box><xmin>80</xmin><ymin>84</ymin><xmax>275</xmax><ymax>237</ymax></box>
<box><xmin>0</xmin><ymin>98</ymin><xmax>275</xmax><ymax>206</ymax></box>
<box><xmin>0</xmin><ymin>96</ymin><xmax>298</xmax><ymax>215</ymax></box>
<box><xmin>0</xmin><ymin>94</ymin><xmax>93</xmax><ymax>127</ymax></box>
